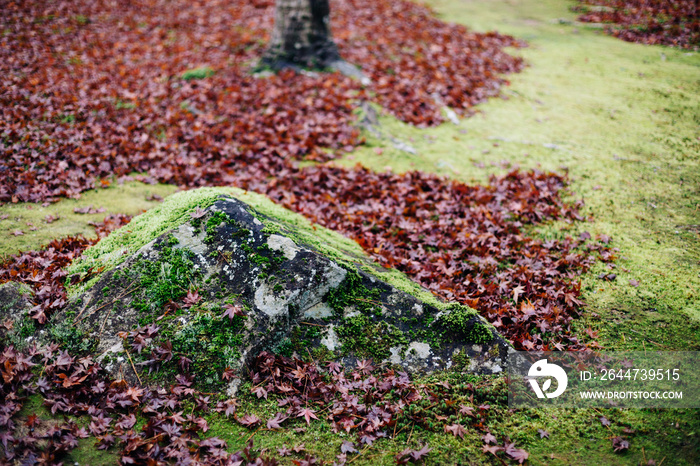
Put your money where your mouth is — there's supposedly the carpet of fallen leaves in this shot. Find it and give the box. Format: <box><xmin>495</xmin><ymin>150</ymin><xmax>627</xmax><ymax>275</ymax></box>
<box><xmin>0</xmin><ymin>342</ymin><xmax>279</xmax><ymax>465</ymax></box>
<box><xmin>267</xmin><ymin>166</ymin><xmax>616</xmax><ymax>351</ymax></box>
<box><xmin>574</xmin><ymin>0</ymin><xmax>700</xmax><ymax>49</ymax></box>
<box><xmin>0</xmin><ymin>170</ymin><xmax>617</xmax><ymax>463</ymax></box>
<box><xmin>0</xmin><ymin>179</ymin><xmax>614</xmax><ymax>465</ymax></box>
<box><xmin>0</xmin><ymin>215</ymin><xmax>131</xmax><ymax>325</ymax></box>
<box><xmin>0</xmin><ymin>0</ymin><xmax>523</xmax><ymax>203</ymax></box>
<box><xmin>0</xmin><ymin>338</ymin><xmax>531</xmax><ymax>465</ymax></box>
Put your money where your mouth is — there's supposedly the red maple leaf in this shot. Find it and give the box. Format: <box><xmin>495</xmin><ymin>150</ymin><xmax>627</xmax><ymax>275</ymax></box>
<box><xmin>236</xmin><ymin>414</ymin><xmax>261</xmax><ymax>428</ymax></box>
<box><xmin>182</xmin><ymin>289</ymin><xmax>201</xmax><ymax>308</ymax></box>
<box><xmin>504</xmin><ymin>442</ymin><xmax>529</xmax><ymax>464</ymax></box>
<box><xmin>297</xmin><ymin>407</ymin><xmax>318</xmax><ymax>425</ymax></box>
<box><xmin>266</xmin><ymin>413</ymin><xmax>289</xmax><ymax>430</ymax></box>
<box><xmin>444</xmin><ymin>423</ymin><xmax>466</xmax><ymax>439</ymax></box>
<box><xmin>223</xmin><ymin>303</ymin><xmax>246</xmax><ymax>320</ymax></box>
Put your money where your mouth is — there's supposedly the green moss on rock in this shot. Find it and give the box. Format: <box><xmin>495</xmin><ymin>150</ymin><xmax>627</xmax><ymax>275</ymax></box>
<box><xmin>66</xmin><ymin>188</ymin><xmax>226</xmax><ymax>292</ymax></box>
<box><xmin>437</xmin><ymin>305</ymin><xmax>494</xmax><ymax>345</ymax></box>
<box><xmin>325</xmin><ymin>268</ymin><xmax>381</xmax><ymax>316</ymax></box>
<box><xmin>67</xmin><ymin>187</ymin><xmax>473</xmax><ymax>320</ymax></box>
<box><xmin>169</xmin><ymin>312</ymin><xmax>245</xmax><ymax>388</ymax></box>
<box><xmin>336</xmin><ymin>315</ymin><xmax>408</xmax><ymax>361</ymax></box>
<box><xmin>131</xmin><ymin>245</ymin><xmax>200</xmax><ymax>315</ymax></box>
<box><xmin>204</xmin><ymin>210</ymin><xmax>234</xmax><ymax>243</ymax></box>
<box><xmin>49</xmin><ymin>317</ymin><xmax>98</xmax><ymax>355</ymax></box>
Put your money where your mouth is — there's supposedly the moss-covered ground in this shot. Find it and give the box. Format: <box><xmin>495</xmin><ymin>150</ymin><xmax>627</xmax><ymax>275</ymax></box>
<box><xmin>0</xmin><ymin>181</ymin><xmax>177</xmax><ymax>260</ymax></box>
<box><xmin>2</xmin><ymin>0</ymin><xmax>699</xmax><ymax>463</ymax></box>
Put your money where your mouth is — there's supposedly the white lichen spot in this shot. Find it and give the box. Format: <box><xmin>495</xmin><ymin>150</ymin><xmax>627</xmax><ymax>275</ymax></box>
<box><xmin>490</xmin><ymin>363</ymin><xmax>503</xmax><ymax>373</ymax></box>
<box><xmin>405</xmin><ymin>342</ymin><xmax>431</xmax><ymax>359</ymax></box>
<box><xmin>478</xmin><ymin>358</ymin><xmax>503</xmax><ymax>373</ymax></box>
<box><xmin>109</xmin><ymin>340</ymin><xmax>124</xmax><ymax>354</ymax></box>
<box><xmin>96</xmin><ymin>340</ymin><xmax>124</xmax><ymax>363</ymax></box>
<box><xmin>412</xmin><ymin>303</ymin><xmax>424</xmax><ymax>316</ymax></box>
<box><xmin>295</xmin><ymin>262</ymin><xmax>347</xmax><ymax>312</ymax></box>
<box><xmin>267</xmin><ymin>234</ymin><xmax>300</xmax><ymax>260</ymax></box>
<box><xmin>303</xmin><ymin>302</ymin><xmax>334</xmax><ymax>319</ymax></box>
<box><xmin>320</xmin><ymin>325</ymin><xmax>339</xmax><ymax>351</ymax></box>
<box><xmin>253</xmin><ymin>217</ymin><xmax>262</xmax><ymax>225</ymax></box>
<box><xmin>388</xmin><ymin>346</ymin><xmax>403</xmax><ymax>365</ymax></box>
<box><xmin>226</xmin><ymin>378</ymin><xmax>242</xmax><ymax>397</ymax></box>
<box><xmin>171</xmin><ymin>224</ymin><xmax>207</xmax><ymax>255</ymax></box>
<box><xmin>254</xmin><ymin>282</ymin><xmax>300</xmax><ymax>320</ymax></box>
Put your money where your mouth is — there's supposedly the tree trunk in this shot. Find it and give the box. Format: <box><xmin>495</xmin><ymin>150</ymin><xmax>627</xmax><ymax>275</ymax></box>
<box><xmin>261</xmin><ymin>0</ymin><xmax>342</xmax><ymax>70</ymax></box>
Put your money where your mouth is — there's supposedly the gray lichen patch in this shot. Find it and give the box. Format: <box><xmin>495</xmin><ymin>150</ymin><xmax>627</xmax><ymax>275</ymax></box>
<box><xmin>171</xmin><ymin>223</ymin><xmax>208</xmax><ymax>256</ymax></box>
<box><xmin>320</xmin><ymin>325</ymin><xmax>340</xmax><ymax>351</ymax></box>
<box><xmin>56</xmin><ymin>190</ymin><xmax>509</xmax><ymax>390</ymax></box>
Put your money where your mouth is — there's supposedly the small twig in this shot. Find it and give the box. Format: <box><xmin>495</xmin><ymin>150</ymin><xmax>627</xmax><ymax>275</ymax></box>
<box><xmin>245</xmin><ymin>427</ymin><xmax>261</xmax><ymax>444</ymax></box>
<box><xmin>392</xmin><ymin>421</ymin><xmax>411</xmax><ymax>439</ymax></box>
<box><xmin>491</xmin><ymin>453</ymin><xmax>508</xmax><ymax>466</ymax></box>
<box><xmin>305</xmin><ymin>347</ymin><xmax>315</xmax><ymax>361</ymax></box>
<box><xmin>347</xmin><ymin>444</ymin><xmax>372</xmax><ymax>464</ymax></box>
<box><xmin>627</xmin><ymin>329</ymin><xmax>666</xmax><ymax>348</ymax></box>
<box><xmin>95</xmin><ymin>286</ymin><xmax>140</xmax><ymax>337</ymax></box>
<box><xmin>218</xmin><ymin>251</ymin><xmax>231</xmax><ymax>265</ymax></box>
<box><xmin>354</xmin><ymin>298</ymin><xmax>382</xmax><ymax>306</ymax></box>
<box><xmin>299</xmin><ymin>321</ymin><xmax>327</xmax><ymax>327</ymax></box>
<box><xmin>123</xmin><ymin>346</ymin><xmax>142</xmax><ymax>386</ymax></box>
<box><xmin>315</xmin><ymin>404</ymin><xmax>331</xmax><ymax>416</ymax></box>
<box><xmin>413</xmin><ymin>402</ymin><xmax>439</xmax><ymax>414</ymax></box>
<box><xmin>592</xmin><ymin>408</ymin><xmax>614</xmax><ymax>434</ymax></box>
<box><xmin>98</xmin><ymin>304</ymin><xmax>116</xmax><ymax>339</ymax></box>
<box><xmin>156</xmin><ymin>310</ymin><xmax>172</xmax><ymax>322</ymax></box>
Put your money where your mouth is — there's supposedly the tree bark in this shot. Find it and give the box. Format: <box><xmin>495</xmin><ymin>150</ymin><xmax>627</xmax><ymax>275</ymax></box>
<box><xmin>261</xmin><ymin>0</ymin><xmax>342</xmax><ymax>70</ymax></box>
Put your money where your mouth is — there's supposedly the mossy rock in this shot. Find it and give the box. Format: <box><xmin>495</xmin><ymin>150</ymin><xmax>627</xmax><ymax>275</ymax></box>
<box><xmin>0</xmin><ymin>282</ymin><xmax>37</xmax><ymax>349</ymax></box>
<box><xmin>57</xmin><ymin>189</ymin><xmax>508</xmax><ymax>393</ymax></box>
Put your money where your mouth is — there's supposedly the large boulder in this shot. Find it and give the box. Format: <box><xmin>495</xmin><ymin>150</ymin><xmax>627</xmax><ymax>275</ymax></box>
<box><xmin>59</xmin><ymin>188</ymin><xmax>508</xmax><ymax>392</ymax></box>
